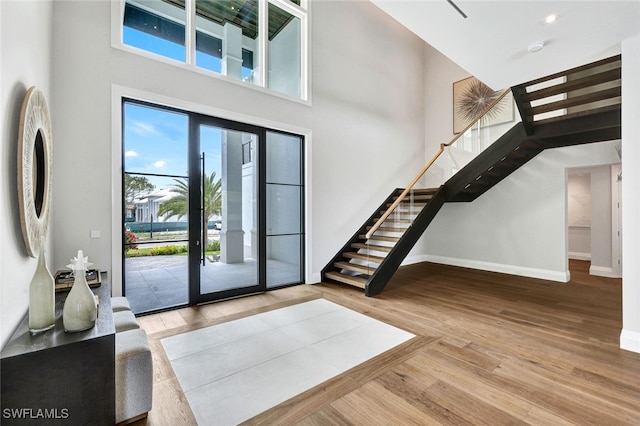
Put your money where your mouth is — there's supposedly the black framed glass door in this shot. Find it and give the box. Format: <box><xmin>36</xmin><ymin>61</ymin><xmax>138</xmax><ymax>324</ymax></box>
<box><xmin>123</xmin><ymin>100</ymin><xmax>304</xmax><ymax>313</ymax></box>
<box><xmin>190</xmin><ymin>120</ymin><xmax>264</xmax><ymax>304</ymax></box>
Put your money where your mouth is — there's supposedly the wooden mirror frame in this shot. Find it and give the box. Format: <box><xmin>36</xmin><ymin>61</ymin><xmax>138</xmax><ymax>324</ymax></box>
<box><xmin>17</xmin><ymin>87</ymin><xmax>53</xmax><ymax>257</ymax></box>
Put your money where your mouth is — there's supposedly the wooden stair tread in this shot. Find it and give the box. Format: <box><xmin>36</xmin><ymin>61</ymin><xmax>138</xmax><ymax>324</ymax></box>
<box><xmin>373</xmin><ymin>217</ymin><xmax>413</xmax><ymax>224</ymax></box>
<box><xmin>335</xmin><ymin>261</ymin><xmax>376</xmax><ymax>274</ymax></box>
<box><xmin>351</xmin><ymin>243</ymin><xmax>392</xmax><ymax>252</ymax></box>
<box><xmin>409</xmin><ymin>188</ymin><xmax>439</xmax><ymax>194</ymax></box>
<box><xmin>392</xmin><ymin>195</ymin><xmax>432</xmax><ymax>201</ymax></box>
<box><xmin>359</xmin><ymin>234</ymin><xmax>400</xmax><ymax>243</ymax></box>
<box><xmin>386</xmin><ymin>202</ymin><xmax>428</xmax><ymax>208</ymax></box>
<box><xmin>325</xmin><ymin>271</ymin><xmax>367</xmax><ymax>289</ymax></box>
<box><xmin>343</xmin><ymin>252</ymin><xmax>385</xmax><ymax>263</ymax></box>
<box><xmin>378</xmin><ymin>210</ymin><xmax>418</xmax><ymax>218</ymax></box>
<box><xmin>366</xmin><ymin>225</ymin><xmax>408</xmax><ymax>233</ymax></box>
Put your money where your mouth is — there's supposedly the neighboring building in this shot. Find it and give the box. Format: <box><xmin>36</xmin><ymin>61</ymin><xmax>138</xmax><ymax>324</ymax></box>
<box><xmin>130</xmin><ymin>187</ymin><xmax>179</xmax><ymax>223</ymax></box>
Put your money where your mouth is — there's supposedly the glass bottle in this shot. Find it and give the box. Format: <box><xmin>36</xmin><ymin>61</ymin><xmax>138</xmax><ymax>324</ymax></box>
<box><xmin>62</xmin><ymin>250</ymin><xmax>97</xmax><ymax>332</ymax></box>
<box><xmin>28</xmin><ymin>237</ymin><xmax>55</xmax><ymax>334</ymax></box>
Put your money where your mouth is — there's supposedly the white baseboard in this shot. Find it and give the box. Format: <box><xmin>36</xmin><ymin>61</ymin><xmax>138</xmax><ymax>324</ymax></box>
<box><xmin>620</xmin><ymin>329</ymin><xmax>640</xmax><ymax>353</ymax></box>
<box><xmin>422</xmin><ymin>255</ymin><xmax>569</xmax><ymax>283</ymax></box>
<box><xmin>317</xmin><ymin>254</ymin><xmax>571</xmax><ymax>284</ymax></box>
<box><xmin>401</xmin><ymin>254</ymin><xmax>430</xmax><ymax>266</ymax></box>
<box><xmin>569</xmin><ymin>252</ymin><xmax>591</xmax><ymax>261</ymax></box>
<box><xmin>589</xmin><ymin>265</ymin><xmax>621</xmax><ymax>278</ymax></box>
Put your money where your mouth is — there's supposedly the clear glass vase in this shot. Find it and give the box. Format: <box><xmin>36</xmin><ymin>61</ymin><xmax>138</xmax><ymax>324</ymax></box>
<box><xmin>28</xmin><ymin>238</ymin><xmax>55</xmax><ymax>334</ymax></box>
<box><xmin>62</xmin><ymin>252</ymin><xmax>97</xmax><ymax>332</ymax></box>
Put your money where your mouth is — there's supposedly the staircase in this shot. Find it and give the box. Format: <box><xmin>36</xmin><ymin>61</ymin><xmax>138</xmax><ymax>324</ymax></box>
<box><xmin>323</xmin><ymin>187</ymin><xmax>445</xmax><ymax>294</ymax></box>
<box><xmin>322</xmin><ymin>55</ymin><xmax>622</xmax><ymax>296</ymax></box>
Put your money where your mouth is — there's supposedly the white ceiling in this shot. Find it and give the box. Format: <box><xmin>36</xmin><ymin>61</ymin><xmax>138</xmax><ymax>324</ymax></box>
<box><xmin>370</xmin><ymin>0</ymin><xmax>640</xmax><ymax>89</ymax></box>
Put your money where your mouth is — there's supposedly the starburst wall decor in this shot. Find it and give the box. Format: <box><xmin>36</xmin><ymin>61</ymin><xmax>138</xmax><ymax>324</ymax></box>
<box><xmin>453</xmin><ymin>76</ymin><xmax>514</xmax><ymax>134</ymax></box>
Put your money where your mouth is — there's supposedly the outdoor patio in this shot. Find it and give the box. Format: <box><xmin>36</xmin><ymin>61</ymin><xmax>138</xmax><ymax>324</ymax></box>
<box><xmin>124</xmin><ymin>255</ymin><xmax>302</xmax><ymax>314</ymax></box>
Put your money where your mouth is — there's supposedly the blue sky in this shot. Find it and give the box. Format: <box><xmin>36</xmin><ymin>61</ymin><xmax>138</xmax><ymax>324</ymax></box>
<box><xmin>123</xmin><ymin>29</ymin><xmax>223</xmax><ymax>192</ymax></box>
<box><xmin>124</xmin><ymin>102</ymin><xmax>223</xmax><ymax>191</ymax></box>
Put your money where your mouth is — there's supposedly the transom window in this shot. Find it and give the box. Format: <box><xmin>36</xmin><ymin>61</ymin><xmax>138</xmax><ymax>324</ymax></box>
<box><xmin>117</xmin><ymin>0</ymin><xmax>308</xmax><ymax>100</ymax></box>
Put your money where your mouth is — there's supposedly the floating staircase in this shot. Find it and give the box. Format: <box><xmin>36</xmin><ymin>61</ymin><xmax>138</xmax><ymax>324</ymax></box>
<box><xmin>322</xmin><ymin>55</ymin><xmax>622</xmax><ymax>296</ymax></box>
<box><xmin>323</xmin><ymin>188</ymin><xmax>443</xmax><ymax>293</ymax></box>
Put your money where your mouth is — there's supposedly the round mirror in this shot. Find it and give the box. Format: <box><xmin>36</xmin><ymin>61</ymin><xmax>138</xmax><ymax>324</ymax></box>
<box><xmin>17</xmin><ymin>87</ymin><xmax>53</xmax><ymax>257</ymax></box>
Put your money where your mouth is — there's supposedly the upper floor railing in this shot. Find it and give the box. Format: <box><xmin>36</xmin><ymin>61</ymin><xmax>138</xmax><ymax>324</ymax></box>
<box><xmin>512</xmin><ymin>55</ymin><xmax>621</xmax><ymax>135</ymax></box>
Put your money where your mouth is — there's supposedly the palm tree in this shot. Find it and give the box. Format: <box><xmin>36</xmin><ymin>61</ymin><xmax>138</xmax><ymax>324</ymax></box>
<box><xmin>157</xmin><ymin>171</ymin><xmax>222</xmax><ymax>249</ymax></box>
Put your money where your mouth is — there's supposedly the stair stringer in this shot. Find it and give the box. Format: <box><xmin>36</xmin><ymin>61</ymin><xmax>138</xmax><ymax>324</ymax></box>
<box><xmin>365</xmin><ymin>189</ymin><xmax>447</xmax><ymax>296</ymax></box>
<box><xmin>444</xmin><ymin>123</ymin><xmax>530</xmax><ymax>201</ymax></box>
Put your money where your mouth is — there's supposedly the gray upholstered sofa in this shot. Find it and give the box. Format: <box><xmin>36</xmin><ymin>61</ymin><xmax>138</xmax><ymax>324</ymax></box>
<box><xmin>112</xmin><ymin>297</ymin><xmax>153</xmax><ymax>424</ymax></box>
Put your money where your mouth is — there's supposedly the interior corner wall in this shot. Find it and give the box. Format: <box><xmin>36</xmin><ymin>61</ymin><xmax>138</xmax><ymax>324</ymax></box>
<box><xmin>589</xmin><ymin>166</ymin><xmax>613</xmax><ymax>275</ymax></box>
<box><xmin>621</xmin><ymin>34</ymin><xmax>640</xmax><ymax>353</ymax></box>
<box><xmin>0</xmin><ymin>0</ymin><xmax>53</xmax><ymax>348</ymax></box>
<box><xmin>50</xmin><ymin>1</ymin><xmax>426</xmax><ymax>292</ymax></box>
<box><xmin>422</xmin><ymin>43</ymin><xmax>470</xmax><ymax>186</ymax></box>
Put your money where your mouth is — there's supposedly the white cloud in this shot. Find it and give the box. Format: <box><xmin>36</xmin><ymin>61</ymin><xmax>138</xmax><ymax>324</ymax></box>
<box><xmin>124</xmin><ymin>150</ymin><xmax>138</xmax><ymax>157</ymax></box>
<box><xmin>153</xmin><ymin>160</ymin><xmax>166</xmax><ymax>169</ymax></box>
<box><xmin>131</xmin><ymin>121</ymin><xmax>161</xmax><ymax>137</ymax></box>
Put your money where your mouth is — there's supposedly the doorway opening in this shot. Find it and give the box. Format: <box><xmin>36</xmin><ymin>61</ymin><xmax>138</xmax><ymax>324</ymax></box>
<box><xmin>122</xmin><ymin>100</ymin><xmax>305</xmax><ymax>314</ymax></box>
<box><xmin>567</xmin><ymin>164</ymin><xmax>621</xmax><ymax>279</ymax></box>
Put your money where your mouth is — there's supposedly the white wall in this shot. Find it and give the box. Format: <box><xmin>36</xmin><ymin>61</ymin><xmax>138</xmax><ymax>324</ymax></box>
<box><xmin>422</xmin><ymin>43</ymin><xmax>469</xmax><ymax>179</ymax></box>
<box><xmin>0</xmin><ymin>0</ymin><xmax>53</xmax><ymax>347</ymax></box>
<box><xmin>50</xmin><ymin>1</ymin><xmax>426</xmax><ymax>294</ymax></box>
<box><xmin>621</xmin><ymin>35</ymin><xmax>640</xmax><ymax>353</ymax></box>
<box><xmin>421</xmin><ymin>141</ymin><xmax>620</xmax><ymax>282</ymax></box>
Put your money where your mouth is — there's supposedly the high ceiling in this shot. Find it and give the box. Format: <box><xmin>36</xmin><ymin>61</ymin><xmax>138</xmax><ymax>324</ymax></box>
<box><xmin>164</xmin><ymin>0</ymin><xmax>296</xmax><ymax>40</ymax></box>
<box><xmin>370</xmin><ymin>0</ymin><xmax>640</xmax><ymax>89</ymax></box>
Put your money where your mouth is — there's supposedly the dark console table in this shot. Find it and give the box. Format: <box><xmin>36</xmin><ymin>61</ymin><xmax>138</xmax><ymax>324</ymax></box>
<box><xmin>1</xmin><ymin>272</ymin><xmax>115</xmax><ymax>425</ymax></box>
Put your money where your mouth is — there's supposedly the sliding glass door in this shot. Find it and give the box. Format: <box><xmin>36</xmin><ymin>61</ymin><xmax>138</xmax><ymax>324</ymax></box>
<box><xmin>122</xmin><ymin>100</ymin><xmax>304</xmax><ymax>313</ymax></box>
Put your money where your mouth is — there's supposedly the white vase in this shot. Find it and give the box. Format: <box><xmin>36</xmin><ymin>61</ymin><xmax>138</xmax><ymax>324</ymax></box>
<box><xmin>63</xmin><ymin>268</ymin><xmax>97</xmax><ymax>333</ymax></box>
<box><xmin>28</xmin><ymin>238</ymin><xmax>55</xmax><ymax>334</ymax></box>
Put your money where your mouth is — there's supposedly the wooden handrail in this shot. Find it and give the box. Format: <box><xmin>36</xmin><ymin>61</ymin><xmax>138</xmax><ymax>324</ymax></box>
<box><xmin>365</xmin><ymin>88</ymin><xmax>512</xmax><ymax>239</ymax></box>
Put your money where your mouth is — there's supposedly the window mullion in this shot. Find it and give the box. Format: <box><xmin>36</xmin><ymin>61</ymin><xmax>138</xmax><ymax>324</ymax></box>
<box><xmin>185</xmin><ymin>0</ymin><xmax>196</xmax><ymax>66</ymax></box>
<box><xmin>258</xmin><ymin>0</ymin><xmax>268</xmax><ymax>88</ymax></box>
<box><xmin>300</xmin><ymin>10</ymin><xmax>308</xmax><ymax>100</ymax></box>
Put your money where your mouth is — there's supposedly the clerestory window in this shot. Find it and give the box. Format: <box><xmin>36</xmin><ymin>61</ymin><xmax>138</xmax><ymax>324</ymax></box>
<box><xmin>116</xmin><ymin>0</ymin><xmax>308</xmax><ymax>100</ymax></box>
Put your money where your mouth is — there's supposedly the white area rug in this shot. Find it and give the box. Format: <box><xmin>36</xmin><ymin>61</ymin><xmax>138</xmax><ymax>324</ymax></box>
<box><xmin>161</xmin><ymin>298</ymin><xmax>415</xmax><ymax>425</ymax></box>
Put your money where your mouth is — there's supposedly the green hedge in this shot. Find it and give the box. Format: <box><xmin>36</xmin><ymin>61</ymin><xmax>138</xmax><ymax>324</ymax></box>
<box><xmin>126</xmin><ymin>241</ymin><xmax>220</xmax><ymax>258</ymax></box>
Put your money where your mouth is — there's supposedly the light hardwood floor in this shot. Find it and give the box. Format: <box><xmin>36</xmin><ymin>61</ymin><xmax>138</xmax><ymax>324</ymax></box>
<box><xmin>132</xmin><ymin>260</ymin><xmax>640</xmax><ymax>425</ymax></box>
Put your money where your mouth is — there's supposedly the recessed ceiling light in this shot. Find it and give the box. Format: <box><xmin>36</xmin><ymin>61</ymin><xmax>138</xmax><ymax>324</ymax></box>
<box><xmin>528</xmin><ymin>41</ymin><xmax>545</xmax><ymax>53</ymax></box>
<box><xmin>544</xmin><ymin>14</ymin><xmax>559</xmax><ymax>24</ymax></box>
